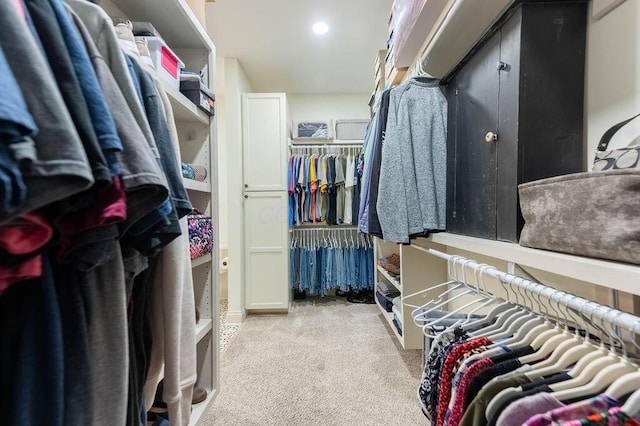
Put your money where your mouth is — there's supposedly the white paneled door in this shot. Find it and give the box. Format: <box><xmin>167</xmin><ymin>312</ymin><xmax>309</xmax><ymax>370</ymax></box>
<box><xmin>243</xmin><ymin>191</ymin><xmax>289</xmax><ymax>310</ymax></box>
<box><xmin>241</xmin><ymin>93</ymin><xmax>289</xmax><ymax>311</ymax></box>
<box><xmin>242</xmin><ymin>93</ymin><xmax>288</xmax><ymax>192</ymax></box>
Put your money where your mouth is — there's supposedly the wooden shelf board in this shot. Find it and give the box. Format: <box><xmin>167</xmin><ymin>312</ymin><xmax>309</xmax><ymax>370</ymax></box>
<box><xmin>376</xmin><ymin>264</ymin><xmax>402</xmax><ymax>292</ymax></box>
<box><xmin>191</xmin><ymin>252</ymin><xmax>212</xmax><ymax>268</ymax></box>
<box><xmin>426</xmin><ymin>233</ymin><xmax>640</xmax><ymax>295</ymax></box>
<box><xmin>183</xmin><ymin>178</ymin><xmax>211</xmax><ymax>193</ymax></box>
<box><xmin>195</xmin><ymin>319</ymin><xmax>213</xmax><ymax>343</ymax></box>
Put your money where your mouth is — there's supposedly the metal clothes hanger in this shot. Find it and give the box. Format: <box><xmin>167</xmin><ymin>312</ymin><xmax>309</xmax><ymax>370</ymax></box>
<box><xmin>517</xmin><ymin>287</ymin><xmax>577</xmax><ymax>364</ymax></box>
<box><xmin>405</xmin><ymin>255</ymin><xmax>466</xmax><ymax>312</ymax></box>
<box><xmin>469</xmin><ymin>274</ymin><xmax>529</xmax><ymax>338</ymax></box>
<box><xmin>452</xmin><ymin>264</ymin><xmax>506</xmax><ymax>327</ymax></box>
<box><xmin>420</xmin><ymin>260</ymin><xmax>491</xmax><ymax>338</ymax></box>
<box><xmin>414</xmin><ymin>258</ymin><xmax>480</xmax><ymax>327</ymax></box>
<box><xmin>523</xmin><ymin>293</ymin><xmax>594</xmax><ymax>377</ymax></box>
<box><xmin>420</xmin><ymin>262</ymin><xmax>494</xmax><ymax>333</ymax></box>
<box><xmin>551</xmin><ymin>308</ymin><xmax>637</xmax><ymax>402</ymax></box>
<box><xmin>482</xmin><ymin>277</ymin><xmax>543</xmax><ymax>342</ymax></box>
<box><xmin>461</xmin><ymin>266</ymin><xmax>514</xmax><ymax>331</ymax></box>
<box><xmin>549</xmin><ymin>304</ymin><xmax>628</xmax><ymax>393</ymax></box>
<box><xmin>485</xmin><ymin>279</ymin><xmax>544</xmax><ymax>345</ymax></box>
<box><xmin>484</xmin><ymin>294</ymin><xmax>594</xmax><ymax>421</ymax></box>
<box><xmin>617</xmin><ymin>320</ymin><xmax>640</xmax><ymax>414</ymax></box>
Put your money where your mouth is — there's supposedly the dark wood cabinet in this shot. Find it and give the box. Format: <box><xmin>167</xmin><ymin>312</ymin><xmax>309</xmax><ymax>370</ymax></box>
<box><xmin>444</xmin><ymin>1</ymin><xmax>588</xmax><ymax>242</ymax></box>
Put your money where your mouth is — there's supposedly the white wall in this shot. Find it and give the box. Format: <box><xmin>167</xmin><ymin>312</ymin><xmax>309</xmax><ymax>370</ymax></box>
<box><xmin>220</xmin><ymin>58</ymin><xmax>255</xmax><ymax>324</ymax></box>
<box><xmin>287</xmin><ymin>94</ymin><xmax>371</xmax><ymax>123</ymax></box>
<box><xmin>586</xmin><ymin>1</ymin><xmax>640</xmax><ymax>165</ymax></box>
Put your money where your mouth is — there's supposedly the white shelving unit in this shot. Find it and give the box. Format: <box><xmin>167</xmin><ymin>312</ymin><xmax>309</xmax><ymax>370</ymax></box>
<box><xmin>375</xmin><ymin>232</ymin><xmax>640</xmax><ymax>352</ymax></box>
<box><xmin>99</xmin><ymin>1</ymin><xmax>219</xmax><ymax>424</ymax></box>
<box><xmin>376</xmin><ymin>264</ymin><xmax>401</xmax><ymax>292</ymax></box>
<box><xmin>183</xmin><ymin>178</ymin><xmax>211</xmax><ymax>193</ymax></box>
<box><xmin>428</xmin><ymin>233</ymin><xmax>640</xmax><ymax>295</ymax></box>
<box><xmin>374</xmin><ymin>239</ymin><xmax>448</xmax><ymax>350</ymax></box>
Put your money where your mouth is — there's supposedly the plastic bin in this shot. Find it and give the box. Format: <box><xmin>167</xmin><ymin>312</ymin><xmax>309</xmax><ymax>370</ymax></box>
<box><xmin>335</xmin><ymin>119</ymin><xmax>369</xmax><ymax>140</ymax></box>
<box><xmin>138</xmin><ymin>36</ymin><xmax>184</xmax><ymax>91</ymax></box>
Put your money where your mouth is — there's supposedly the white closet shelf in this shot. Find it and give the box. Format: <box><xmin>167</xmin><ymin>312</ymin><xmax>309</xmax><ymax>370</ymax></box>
<box><xmin>291</xmin><ymin>137</ymin><xmax>333</xmax><ymax>143</ymax></box>
<box><xmin>190</xmin><ymin>388</ymin><xmax>218</xmax><ymax>426</ymax></box>
<box><xmin>290</xmin><ymin>138</ymin><xmax>364</xmax><ymax>145</ymax></box>
<box><xmin>162</xmin><ymin>80</ymin><xmax>210</xmax><ymax>125</ymax></box>
<box><xmin>191</xmin><ymin>253</ymin><xmax>212</xmax><ymax>268</ymax></box>
<box><xmin>183</xmin><ymin>178</ymin><xmax>211</xmax><ymax>193</ymax></box>
<box><xmin>195</xmin><ymin>319</ymin><xmax>213</xmax><ymax>343</ymax></box>
<box><xmin>108</xmin><ymin>0</ymin><xmax>214</xmax><ymax>51</ymax></box>
<box><xmin>420</xmin><ymin>233</ymin><xmax>640</xmax><ymax>295</ymax></box>
<box><xmin>376</xmin><ymin>264</ymin><xmax>401</xmax><ymax>292</ymax></box>
<box><xmin>375</xmin><ymin>297</ymin><xmax>403</xmax><ymax>343</ymax></box>
<box><xmin>136</xmin><ymin>62</ymin><xmax>210</xmax><ymax>125</ymax></box>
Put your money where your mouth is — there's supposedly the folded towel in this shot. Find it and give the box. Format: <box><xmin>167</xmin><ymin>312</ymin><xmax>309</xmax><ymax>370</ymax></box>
<box><xmin>392</xmin><ymin>296</ymin><xmax>401</xmax><ymax>310</ymax></box>
<box><xmin>392</xmin><ymin>316</ymin><xmax>403</xmax><ymax>336</ymax></box>
<box><xmin>376</xmin><ymin>291</ymin><xmax>393</xmax><ymax>312</ymax></box>
<box><xmin>376</xmin><ymin>281</ymin><xmax>400</xmax><ymax>298</ymax></box>
<box><xmin>392</xmin><ymin>305</ymin><xmax>402</xmax><ymax>323</ymax></box>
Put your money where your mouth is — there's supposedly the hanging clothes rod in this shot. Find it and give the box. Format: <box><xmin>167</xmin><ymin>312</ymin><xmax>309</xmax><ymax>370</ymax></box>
<box><xmin>289</xmin><ymin>143</ymin><xmax>363</xmax><ymax>149</ymax></box>
<box><xmin>419</xmin><ymin>246</ymin><xmax>640</xmax><ymax>335</ymax></box>
<box><xmin>290</xmin><ymin>225</ymin><xmax>359</xmax><ymax>231</ymax></box>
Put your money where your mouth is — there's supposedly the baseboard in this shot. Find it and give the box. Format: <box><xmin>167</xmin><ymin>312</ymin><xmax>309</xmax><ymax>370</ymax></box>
<box><xmin>225</xmin><ymin>309</ymin><xmax>245</xmax><ymax>325</ymax></box>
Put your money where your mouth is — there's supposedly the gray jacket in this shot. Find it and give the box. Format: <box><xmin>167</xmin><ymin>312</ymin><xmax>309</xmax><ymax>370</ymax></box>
<box><xmin>376</xmin><ymin>77</ymin><xmax>447</xmax><ymax>243</ymax></box>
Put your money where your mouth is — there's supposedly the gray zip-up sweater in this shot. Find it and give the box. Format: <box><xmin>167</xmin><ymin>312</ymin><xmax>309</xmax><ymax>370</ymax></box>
<box><xmin>376</xmin><ymin>77</ymin><xmax>447</xmax><ymax>243</ymax></box>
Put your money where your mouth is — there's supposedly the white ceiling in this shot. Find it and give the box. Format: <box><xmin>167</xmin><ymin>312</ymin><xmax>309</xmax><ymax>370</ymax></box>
<box><xmin>205</xmin><ymin>0</ymin><xmax>393</xmax><ymax>95</ymax></box>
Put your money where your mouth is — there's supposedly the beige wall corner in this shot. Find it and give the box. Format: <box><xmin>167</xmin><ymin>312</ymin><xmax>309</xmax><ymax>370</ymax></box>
<box><xmin>185</xmin><ymin>0</ymin><xmax>206</xmax><ymax>26</ymax></box>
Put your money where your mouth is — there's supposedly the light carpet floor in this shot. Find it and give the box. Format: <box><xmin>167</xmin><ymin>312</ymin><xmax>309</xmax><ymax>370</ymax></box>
<box><xmin>203</xmin><ymin>297</ymin><xmax>425</xmax><ymax>426</ymax></box>
<box><xmin>219</xmin><ymin>299</ymin><xmax>240</xmax><ymax>352</ymax></box>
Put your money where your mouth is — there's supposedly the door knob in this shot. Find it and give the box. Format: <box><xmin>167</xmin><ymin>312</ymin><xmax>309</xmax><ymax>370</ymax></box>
<box><xmin>244</xmin><ymin>194</ymin><xmax>248</xmax><ymax>199</ymax></box>
<box><xmin>244</xmin><ymin>184</ymin><xmax>248</xmax><ymax>188</ymax></box>
<box><xmin>496</xmin><ymin>61</ymin><xmax>507</xmax><ymax>71</ymax></box>
<box><xmin>485</xmin><ymin>132</ymin><xmax>498</xmax><ymax>143</ymax></box>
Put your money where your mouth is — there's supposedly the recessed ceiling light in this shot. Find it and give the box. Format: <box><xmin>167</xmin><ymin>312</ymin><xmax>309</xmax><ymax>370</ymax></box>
<box><xmin>312</xmin><ymin>22</ymin><xmax>329</xmax><ymax>35</ymax></box>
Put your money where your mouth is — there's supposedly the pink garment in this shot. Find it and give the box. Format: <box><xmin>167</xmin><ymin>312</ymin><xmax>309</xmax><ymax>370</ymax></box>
<box><xmin>58</xmin><ymin>176</ymin><xmax>127</xmax><ymax>234</ymax></box>
<box><xmin>0</xmin><ymin>255</ymin><xmax>42</xmax><ymax>294</ymax></box>
<box><xmin>525</xmin><ymin>394</ymin><xmax>619</xmax><ymax>426</ymax></box>
<box><xmin>12</xmin><ymin>0</ymin><xmax>25</xmax><ymax>19</ymax></box>
<box><xmin>0</xmin><ymin>212</ymin><xmax>53</xmax><ymax>294</ymax></box>
<box><xmin>557</xmin><ymin>407</ymin><xmax>640</xmax><ymax>426</ymax></box>
<box><xmin>57</xmin><ymin>176</ymin><xmax>127</xmax><ymax>258</ymax></box>
<box><xmin>298</xmin><ymin>156</ymin><xmax>305</xmax><ymax>216</ymax></box>
<box><xmin>0</xmin><ymin>212</ymin><xmax>54</xmax><ymax>255</ymax></box>
<box><xmin>436</xmin><ymin>336</ymin><xmax>492</xmax><ymax>426</ymax></box>
<box><xmin>447</xmin><ymin>357</ymin><xmax>494</xmax><ymax>426</ymax></box>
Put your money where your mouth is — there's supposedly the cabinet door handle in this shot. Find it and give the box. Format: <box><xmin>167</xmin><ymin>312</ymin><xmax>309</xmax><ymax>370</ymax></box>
<box><xmin>244</xmin><ymin>184</ymin><xmax>248</xmax><ymax>188</ymax></box>
<box><xmin>485</xmin><ymin>132</ymin><xmax>499</xmax><ymax>143</ymax></box>
<box><xmin>244</xmin><ymin>194</ymin><xmax>249</xmax><ymax>199</ymax></box>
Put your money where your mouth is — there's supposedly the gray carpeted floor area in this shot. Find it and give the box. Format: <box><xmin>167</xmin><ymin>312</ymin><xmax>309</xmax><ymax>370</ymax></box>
<box><xmin>203</xmin><ymin>297</ymin><xmax>425</xmax><ymax>426</ymax></box>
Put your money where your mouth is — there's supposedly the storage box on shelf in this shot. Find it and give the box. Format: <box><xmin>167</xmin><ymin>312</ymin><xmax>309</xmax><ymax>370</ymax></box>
<box><xmin>100</xmin><ymin>0</ymin><xmax>218</xmax><ymax>424</ymax></box>
<box><xmin>389</xmin><ymin>0</ymin><xmax>450</xmax><ymax>69</ymax></box>
<box><xmin>374</xmin><ymin>49</ymin><xmax>386</xmax><ymax>92</ymax></box>
<box><xmin>138</xmin><ymin>35</ymin><xmax>185</xmax><ymax>90</ymax></box>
